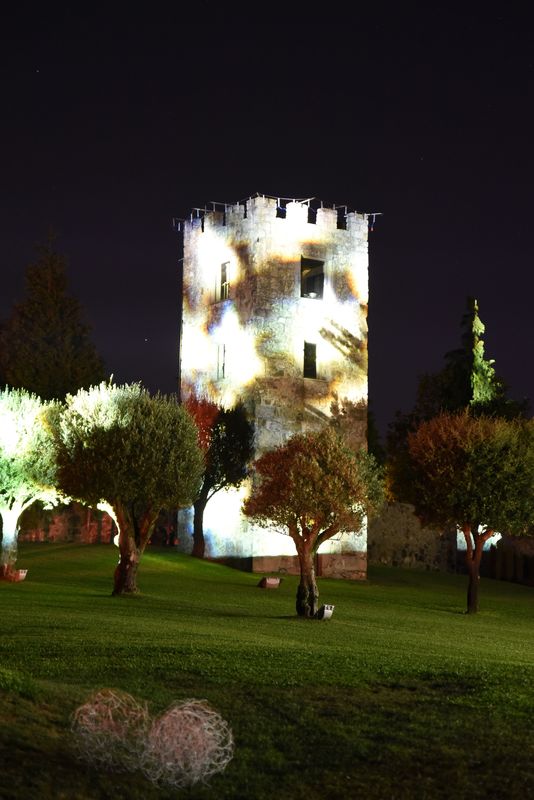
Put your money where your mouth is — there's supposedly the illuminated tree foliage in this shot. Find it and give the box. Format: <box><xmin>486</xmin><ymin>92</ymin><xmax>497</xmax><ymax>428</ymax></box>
<box><xmin>51</xmin><ymin>382</ymin><xmax>203</xmax><ymax>595</ymax></box>
<box><xmin>0</xmin><ymin>387</ymin><xmax>62</xmax><ymax>571</ymax></box>
<box><xmin>185</xmin><ymin>396</ymin><xmax>254</xmax><ymax>559</ymax></box>
<box><xmin>405</xmin><ymin>412</ymin><xmax>534</xmax><ymax>614</ymax></box>
<box><xmin>243</xmin><ymin>427</ymin><xmax>383</xmax><ymax>618</ymax></box>
<box><xmin>0</xmin><ymin>240</ymin><xmax>105</xmax><ymax>400</ymax></box>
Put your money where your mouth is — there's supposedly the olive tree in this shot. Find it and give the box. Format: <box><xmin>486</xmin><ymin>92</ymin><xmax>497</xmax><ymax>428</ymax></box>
<box><xmin>406</xmin><ymin>412</ymin><xmax>534</xmax><ymax>613</ymax></box>
<box><xmin>51</xmin><ymin>382</ymin><xmax>203</xmax><ymax>595</ymax></box>
<box><xmin>0</xmin><ymin>387</ymin><xmax>62</xmax><ymax>572</ymax></box>
<box><xmin>243</xmin><ymin>427</ymin><xmax>383</xmax><ymax>618</ymax></box>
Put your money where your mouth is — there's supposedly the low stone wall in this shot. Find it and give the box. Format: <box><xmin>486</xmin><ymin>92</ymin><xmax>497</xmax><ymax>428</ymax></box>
<box><xmin>368</xmin><ymin>502</ymin><xmax>455</xmax><ymax>571</ymax></box>
<box><xmin>16</xmin><ymin>502</ymin><xmax>115</xmax><ymax>544</ymax></box>
<box><xmin>317</xmin><ymin>552</ymin><xmax>367</xmax><ymax>580</ymax></box>
<box><xmin>224</xmin><ymin>552</ymin><xmax>368</xmax><ymax>580</ymax></box>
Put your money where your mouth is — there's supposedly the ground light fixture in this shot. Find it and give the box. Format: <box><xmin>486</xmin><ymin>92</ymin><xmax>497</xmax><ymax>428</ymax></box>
<box><xmin>316</xmin><ymin>604</ymin><xmax>335</xmax><ymax>620</ymax></box>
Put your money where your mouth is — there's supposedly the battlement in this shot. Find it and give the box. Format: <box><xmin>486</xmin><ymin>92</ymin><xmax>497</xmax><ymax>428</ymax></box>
<box><xmin>184</xmin><ymin>193</ymin><xmax>369</xmax><ymax>234</ymax></box>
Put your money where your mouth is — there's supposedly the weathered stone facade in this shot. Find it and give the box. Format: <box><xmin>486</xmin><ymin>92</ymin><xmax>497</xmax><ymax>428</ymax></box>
<box><xmin>179</xmin><ymin>194</ymin><xmax>369</xmax><ymax>578</ymax></box>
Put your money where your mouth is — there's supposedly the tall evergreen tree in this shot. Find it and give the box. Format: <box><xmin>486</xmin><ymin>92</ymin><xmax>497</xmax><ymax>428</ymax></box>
<box><xmin>0</xmin><ymin>239</ymin><xmax>105</xmax><ymax>400</ymax></box>
<box><xmin>440</xmin><ymin>297</ymin><xmax>500</xmax><ymax>409</ymax></box>
<box><xmin>387</xmin><ymin>297</ymin><xmax>529</xmax><ymax>485</ymax></box>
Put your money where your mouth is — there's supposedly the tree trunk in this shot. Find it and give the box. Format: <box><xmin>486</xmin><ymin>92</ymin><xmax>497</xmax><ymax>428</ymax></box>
<box><xmin>113</xmin><ymin>533</ymin><xmax>140</xmax><ymax>595</ymax></box>
<box><xmin>296</xmin><ymin>546</ymin><xmax>319</xmax><ymax>618</ymax></box>
<box><xmin>111</xmin><ymin>504</ymin><xmax>156</xmax><ymax>595</ymax></box>
<box><xmin>462</xmin><ymin>523</ymin><xmax>485</xmax><ymax>614</ymax></box>
<box><xmin>0</xmin><ymin>506</ymin><xmax>22</xmax><ymax>571</ymax></box>
<box><xmin>192</xmin><ymin>496</ymin><xmax>207</xmax><ymax>559</ymax></box>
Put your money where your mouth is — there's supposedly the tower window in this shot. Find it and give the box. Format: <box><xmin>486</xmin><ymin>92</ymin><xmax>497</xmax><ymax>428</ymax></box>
<box><xmin>217</xmin><ymin>343</ymin><xmax>226</xmax><ymax>380</ymax></box>
<box><xmin>301</xmin><ymin>257</ymin><xmax>324</xmax><ymax>299</ymax></box>
<box><xmin>215</xmin><ymin>262</ymin><xmax>230</xmax><ymax>302</ymax></box>
<box><xmin>303</xmin><ymin>342</ymin><xmax>317</xmax><ymax>379</ymax></box>
<box><xmin>336</xmin><ymin>207</ymin><xmax>347</xmax><ymax>230</ymax></box>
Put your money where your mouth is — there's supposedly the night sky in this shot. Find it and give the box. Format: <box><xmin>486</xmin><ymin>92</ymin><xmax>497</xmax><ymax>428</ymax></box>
<box><xmin>2</xmin><ymin>10</ymin><xmax>534</xmax><ymax>437</ymax></box>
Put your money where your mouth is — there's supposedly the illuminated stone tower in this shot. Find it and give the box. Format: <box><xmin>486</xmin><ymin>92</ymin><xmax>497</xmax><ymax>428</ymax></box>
<box><xmin>179</xmin><ymin>193</ymin><xmax>369</xmax><ymax>579</ymax></box>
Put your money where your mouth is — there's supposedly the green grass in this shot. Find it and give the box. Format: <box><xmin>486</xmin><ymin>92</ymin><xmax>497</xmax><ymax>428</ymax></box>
<box><xmin>2</xmin><ymin>543</ymin><xmax>534</xmax><ymax>799</ymax></box>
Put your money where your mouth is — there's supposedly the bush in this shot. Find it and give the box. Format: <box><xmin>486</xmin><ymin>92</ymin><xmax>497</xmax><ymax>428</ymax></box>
<box><xmin>368</xmin><ymin>502</ymin><xmax>448</xmax><ymax>570</ymax></box>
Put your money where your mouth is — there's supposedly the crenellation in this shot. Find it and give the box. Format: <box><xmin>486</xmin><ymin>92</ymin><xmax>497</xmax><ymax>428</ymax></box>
<box><xmin>316</xmin><ymin>206</ymin><xmax>338</xmax><ymax>230</ymax></box>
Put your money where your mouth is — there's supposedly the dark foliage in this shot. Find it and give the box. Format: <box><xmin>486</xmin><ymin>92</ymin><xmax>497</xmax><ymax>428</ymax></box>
<box><xmin>0</xmin><ymin>239</ymin><xmax>105</xmax><ymax>400</ymax></box>
<box><xmin>185</xmin><ymin>397</ymin><xmax>255</xmax><ymax>558</ymax></box>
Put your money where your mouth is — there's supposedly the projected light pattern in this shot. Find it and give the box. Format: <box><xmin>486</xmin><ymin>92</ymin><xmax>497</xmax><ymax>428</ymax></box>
<box><xmin>179</xmin><ymin>194</ymin><xmax>369</xmax><ymax>573</ymax></box>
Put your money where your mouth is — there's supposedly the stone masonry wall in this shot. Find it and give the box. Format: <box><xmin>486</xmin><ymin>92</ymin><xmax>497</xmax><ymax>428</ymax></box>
<box><xmin>179</xmin><ymin>194</ymin><xmax>369</xmax><ymax>574</ymax></box>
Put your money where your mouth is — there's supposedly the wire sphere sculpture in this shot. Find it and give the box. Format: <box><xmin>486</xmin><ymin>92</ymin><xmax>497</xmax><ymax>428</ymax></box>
<box><xmin>140</xmin><ymin>699</ymin><xmax>235</xmax><ymax>788</ymax></box>
<box><xmin>71</xmin><ymin>688</ymin><xmax>149</xmax><ymax>772</ymax></box>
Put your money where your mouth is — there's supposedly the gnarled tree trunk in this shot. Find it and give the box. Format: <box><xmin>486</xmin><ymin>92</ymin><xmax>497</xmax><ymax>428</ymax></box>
<box><xmin>113</xmin><ymin>533</ymin><xmax>141</xmax><ymax>595</ymax></box>
<box><xmin>112</xmin><ymin>503</ymin><xmax>157</xmax><ymax>595</ymax></box>
<box><xmin>296</xmin><ymin>545</ymin><xmax>319</xmax><ymax>618</ymax></box>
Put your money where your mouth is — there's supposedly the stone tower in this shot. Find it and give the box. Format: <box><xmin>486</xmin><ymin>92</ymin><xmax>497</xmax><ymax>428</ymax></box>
<box><xmin>179</xmin><ymin>193</ymin><xmax>369</xmax><ymax>579</ymax></box>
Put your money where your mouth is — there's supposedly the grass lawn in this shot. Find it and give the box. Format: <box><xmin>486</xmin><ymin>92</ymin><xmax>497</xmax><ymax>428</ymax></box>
<box><xmin>1</xmin><ymin>543</ymin><xmax>534</xmax><ymax>799</ymax></box>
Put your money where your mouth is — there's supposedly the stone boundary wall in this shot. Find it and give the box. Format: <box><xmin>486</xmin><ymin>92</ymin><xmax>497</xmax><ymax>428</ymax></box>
<box><xmin>368</xmin><ymin>502</ymin><xmax>455</xmax><ymax>571</ymax></box>
<box><xmin>16</xmin><ymin>502</ymin><xmax>115</xmax><ymax>544</ymax></box>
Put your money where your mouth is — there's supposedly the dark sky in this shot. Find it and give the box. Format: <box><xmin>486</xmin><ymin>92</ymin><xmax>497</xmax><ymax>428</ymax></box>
<box><xmin>2</xmin><ymin>10</ymin><xmax>533</xmax><ymax>437</ymax></box>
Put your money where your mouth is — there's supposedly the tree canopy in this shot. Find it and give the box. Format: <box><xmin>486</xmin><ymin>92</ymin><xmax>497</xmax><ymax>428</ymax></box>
<box><xmin>185</xmin><ymin>396</ymin><xmax>255</xmax><ymax>558</ymax></box>
<box><xmin>0</xmin><ymin>387</ymin><xmax>62</xmax><ymax>571</ymax></box>
<box><xmin>51</xmin><ymin>382</ymin><xmax>203</xmax><ymax>594</ymax></box>
<box><xmin>387</xmin><ymin>297</ymin><xmax>529</xmax><ymax>500</ymax></box>
<box><xmin>0</xmin><ymin>240</ymin><xmax>105</xmax><ymax>400</ymax></box>
<box><xmin>243</xmin><ymin>427</ymin><xmax>383</xmax><ymax>618</ymax></box>
<box><xmin>406</xmin><ymin>412</ymin><xmax>534</xmax><ymax>613</ymax></box>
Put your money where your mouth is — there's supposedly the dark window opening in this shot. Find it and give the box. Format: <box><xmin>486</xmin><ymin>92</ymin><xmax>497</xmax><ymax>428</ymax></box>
<box><xmin>304</xmin><ymin>342</ymin><xmax>317</xmax><ymax>378</ymax></box>
<box><xmin>336</xmin><ymin>207</ymin><xmax>347</xmax><ymax>230</ymax></box>
<box><xmin>301</xmin><ymin>257</ymin><xmax>324</xmax><ymax>299</ymax></box>
<box><xmin>220</xmin><ymin>261</ymin><xmax>229</xmax><ymax>301</ymax></box>
<box><xmin>307</xmin><ymin>205</ymin><xmax>317</xmax><ymax>224</ymax></box>
<box><xmin>276</xmin><ymin>199</ymin><xmax>287</xmax><ymax>219</ymax></box>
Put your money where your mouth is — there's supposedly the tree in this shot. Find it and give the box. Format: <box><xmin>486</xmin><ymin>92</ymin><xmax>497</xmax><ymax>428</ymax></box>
<box><xmin>185</xmin><ymin>397</ymin><xmax>255</xmax><ymax>559</ymax></box>
<box><xmin>0</xmin><ymin>387</ymin><xmax>62</xmax><ymax>572</ymax></box>
<box><xmin>387</xmin><ymin>297</ymin><xmax>529</xmax><ymax>500</ymax></box>
<box><xmin>243</xmin><ymin>427</ymin><xmax>383</xmax><ymax>618</ymax></box>
<box><xmin>50</xmin><ymin>382</ymin><xmax>203</xmax><ymax>595</ymax></box>
<box><xmin>405</xmin><ymin>412</ymin><xmax>534</xmax><ymax>613</ymax></box>
<box><xmin>0</xmin><ymin>238</ymin><xmax>105</xmax><ymax>400</ymax></box>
